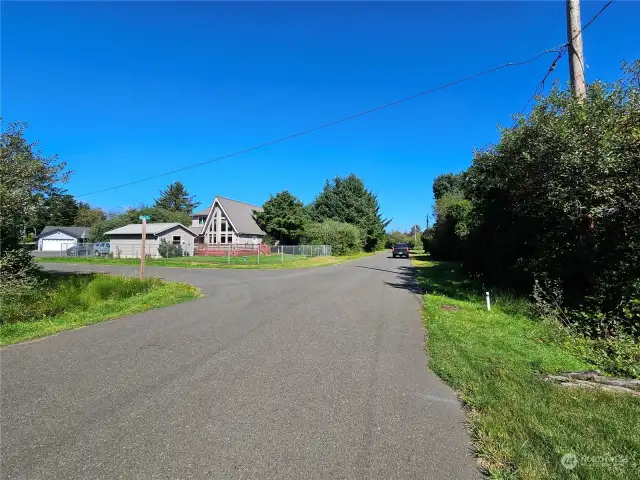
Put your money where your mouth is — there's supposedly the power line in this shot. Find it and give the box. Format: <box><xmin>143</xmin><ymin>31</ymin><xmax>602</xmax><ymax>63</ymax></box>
<box><xmin>578</xmin><ymin>0</ymin><xmax>614</xmax><ymax>37</ymax></box>
<box><xmin>516</xmin><ymin>0</ymin><xmax>615</xmax><ymax>118</ymax></box>
<box><xmin>77</xmin><ymin>46</ymin><xmax>564</xmax><ymax>198</ymax></box>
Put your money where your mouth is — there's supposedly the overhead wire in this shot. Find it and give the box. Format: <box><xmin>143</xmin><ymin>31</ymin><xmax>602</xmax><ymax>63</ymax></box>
<box><xmin>516</xmin><ymin>0</ymin><xmax>615</xmax><ymax>119</ymax></box>
<box><xmin>77</xmin><ymin>47</ymin><xmax>563</xmax><ymax>197</ymax></box>
<box><xmin>79</xmin><ymin>1</ymin><xmax>615</xmax><ymax>198</ymax></box>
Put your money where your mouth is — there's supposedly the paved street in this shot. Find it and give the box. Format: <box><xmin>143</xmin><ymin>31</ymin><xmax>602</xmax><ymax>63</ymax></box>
<box><xmin>1</xmin><ymin>253</ymin><xmax>479</xmax><ymax>479</ymax></box>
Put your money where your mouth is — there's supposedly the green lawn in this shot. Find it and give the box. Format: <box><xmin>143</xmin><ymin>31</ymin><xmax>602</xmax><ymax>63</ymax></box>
<box><xmin>0</xmin><ymin>273</ymin><xmax>201</xmax><ymax>346</ymax></box>
<box><xmin>36</xmin><ymin>251</ymin><xmax>374</xmax><ymax>269</ymax></box>
<box><xmin>413</xmin><ymin>256</ymin><xmax>640</xmax><ymax>479</ymax></box>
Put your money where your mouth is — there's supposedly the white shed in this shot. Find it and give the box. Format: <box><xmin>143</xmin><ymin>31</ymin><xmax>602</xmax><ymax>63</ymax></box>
<box><xmin>105</xmin><ymin>223</ymin><xmax>196</xmax><ymax>258</ymax></box>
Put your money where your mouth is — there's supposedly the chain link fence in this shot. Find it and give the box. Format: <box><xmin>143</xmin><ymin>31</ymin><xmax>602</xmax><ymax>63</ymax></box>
<box><xmin>49</xmin><ymin>242</ymin><xmax>332</xmax><ymax>266</ymax></box>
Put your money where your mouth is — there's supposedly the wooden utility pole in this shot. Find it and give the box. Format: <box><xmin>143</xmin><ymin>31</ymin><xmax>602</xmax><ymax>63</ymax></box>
<box><xmin>139</xmin><ymin>217</ymin><xmax>147</xmax><ymax>280</ymax></box>
<box><xmin>566</xmin><ymin>0</ymin><xmax>587</xmax><ymax>101</ymax></box>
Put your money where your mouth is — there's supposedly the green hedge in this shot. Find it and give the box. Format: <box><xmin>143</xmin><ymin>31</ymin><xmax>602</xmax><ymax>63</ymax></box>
<box><xmin>302</xmin><ymin>220</ymin><xmax>362</xmax><ymax>256</ymax></box>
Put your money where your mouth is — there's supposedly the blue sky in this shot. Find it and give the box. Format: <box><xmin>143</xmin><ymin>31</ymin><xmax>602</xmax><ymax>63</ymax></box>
<box><xmin>3</xmin><ymin>1</ymin><xmax>638</xmax><ymax>231</ymax></box>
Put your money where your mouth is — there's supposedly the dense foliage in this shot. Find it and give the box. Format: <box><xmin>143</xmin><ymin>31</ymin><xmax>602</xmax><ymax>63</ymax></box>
<box><xmin>309</xmin><ymin>174</ymin><xmax>389</xmax><ymax>251</ymax></box>
<box><xmin>74</xmin><ymin>202</ymin><xmax>107</xmax><ymax>227</ymax></box>
<box><xmin>1</xmin><ymin>121</ymin><xmax>69</xmax><ymax>251</ymax></box>
<box><xmin>253</xmin><ymin>191</ymin><xmax>308</xmax><ymax>244</ymax></box>
<box><xmin>154</xmin><ymin>181</ymin><xmax>200</xmax><ymax>214</ymax></box>
<box><xmin>432</xmin><ymin>172</ymin><xmax>465</xmax><ymax>201</ymax></box>
<box><xmin>385</xmin><ymin>230</ymin><xmax>416</xmax><ymax>249</ymax></box>
<box><xmin>157</xmin><ymin>239</ymin><xmax>186</xmax><ymax>258</ymax></box>
<box><xmin>429</xmin><ymin>62</ymin><xmax>640</xmax><ymax>340</ymax></box>
<box><xmin>302</xmin><ymin>220</ymin><xmax>362</xmax><ymax>256</ymax></box>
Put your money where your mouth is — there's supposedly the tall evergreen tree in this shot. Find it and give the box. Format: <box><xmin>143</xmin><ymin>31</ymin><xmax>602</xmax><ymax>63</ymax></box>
<box><xmin>309</xmin><ymin>174</ymin><xmax>390</xmax><ymax>251</ymax></box>
<box><xmin>154</xmin><ymin>181</ymin><xmax>200</xmax><ymax>213</ymax></box>
<box><xmin>254</xmin><ymin>191</ymin><xmax>308</xmax><ymax>244</ymax></box>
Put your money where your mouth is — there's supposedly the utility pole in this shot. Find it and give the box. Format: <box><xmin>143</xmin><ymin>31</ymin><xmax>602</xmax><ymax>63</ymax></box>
<box><xmin>566</xmin><ymin>0</ymin><xmax>587</xmax><ymax>101</ymax></box>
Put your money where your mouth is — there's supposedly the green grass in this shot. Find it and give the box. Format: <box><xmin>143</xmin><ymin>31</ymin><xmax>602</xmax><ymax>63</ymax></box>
<box><xmin>0</xmin><ymin>273</ymin><xmax>201</xmax><ymax>346</ymax></box>
<box><xmin>36</xmin><ymin>251</ymin><xmax>375</xmax><ymax>269</ymax></box>
<box><xmin>412</xmin><ymin>255</ymin><xmax>640</xmax><ymax>479</ymax></box>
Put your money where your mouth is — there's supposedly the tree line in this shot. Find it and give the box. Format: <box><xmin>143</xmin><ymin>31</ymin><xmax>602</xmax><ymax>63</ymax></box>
<box><xmin>254</xmin><ymin>174</ymin><xmax>390</xmax><ymax>254</ymax></box>
<box><xmin>422</xmin><ymin>61</ymin><xmax>639</xmax><ymax>341</ymax></box>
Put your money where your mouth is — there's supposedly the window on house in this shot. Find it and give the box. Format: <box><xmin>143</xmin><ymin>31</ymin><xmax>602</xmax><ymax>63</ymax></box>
<box><xmin>227</xmin><ymin>235</ymin><xmax>232</xmax><ymax>244</ymax></box>
<box><xmin>220</xmin><ymin>235</ymin><xmax>226</xmax><ymax>244</ymax></box>
<box><xmin>208</xmin><ymin>234</ymin><xmax>212</xmax><ymax>243</ymax></box>
<box><xmin>199</xmin><ymin>217</ymin><xmax>205</xmax><ymax>225</ymax></box>
<box><xmin>209</xmin><ymin>223</ymin><xmax>212</xmax><ymax>232</ymax></box>
<box><xmin>220</xmin><ymin>221</ymin><xmax>226</xmax><ymax>232</ymax></box>
<box><xmin>213</xmin><ymin>221</ymin><xmax>217</xmax><ymax>232</ymax></box>
<box><xmin>172</xmin><ymin>236</ymin><xmax>181</xmax><ymax>245</ymax></box>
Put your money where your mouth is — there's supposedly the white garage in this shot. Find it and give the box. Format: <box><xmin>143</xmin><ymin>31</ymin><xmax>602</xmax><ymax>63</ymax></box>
<box><xmin>37</xmin><ymin>226</ymin><xmax>91</xmax><ymax>252</ymax></box>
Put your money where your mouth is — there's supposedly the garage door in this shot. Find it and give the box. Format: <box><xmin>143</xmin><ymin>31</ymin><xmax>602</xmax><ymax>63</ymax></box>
<box><xmin>42</xmin><ymin>239</ymin><xmax>76</xmax><ymax>252</ymax></box>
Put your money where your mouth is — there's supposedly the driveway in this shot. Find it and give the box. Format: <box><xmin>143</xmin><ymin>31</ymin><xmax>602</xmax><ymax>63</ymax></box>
<box><xmin>1</xmin><ymin>253</ymin><xmax>479</xmax><ymax>479</ymax></box>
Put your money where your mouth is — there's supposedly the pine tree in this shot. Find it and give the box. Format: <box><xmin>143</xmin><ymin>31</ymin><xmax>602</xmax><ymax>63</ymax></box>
<box><xmin>153</xmin><ymin>181</ymin><xmax>200</xmax><ymax>213</ymax></box>
<box><xmin>309</xmin><ymin>174</ymin><xmax>390</xmax><ymax>251</ymax></box>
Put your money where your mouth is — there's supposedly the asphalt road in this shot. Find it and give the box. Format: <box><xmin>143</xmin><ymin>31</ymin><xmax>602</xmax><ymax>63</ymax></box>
<box><xmin>1</xmin><ymin>253</ymin><xmax>479</xmax><ymax>479</ymax></box>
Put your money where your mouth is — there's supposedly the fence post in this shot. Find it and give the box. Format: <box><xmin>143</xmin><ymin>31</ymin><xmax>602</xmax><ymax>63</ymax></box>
<box><xmin>281</xmin><ymin>245</ymin><xmax>284</xmax><ymax>263</ymax></box>
<box><xmin>228</xmin><ymin>244</ymin><xmax>230</xmax><ymax>265</ymax></box>
<box><xmin>257</xmin><ymin>246</ymin><xmax>260</xmax><ymax>264</ymax></box>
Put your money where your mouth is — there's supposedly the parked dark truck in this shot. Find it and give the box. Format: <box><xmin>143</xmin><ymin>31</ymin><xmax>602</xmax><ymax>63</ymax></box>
<box><xmin>392</xmin><ymin>243</ymin><xmax>410</xmax><ymax>258</ymax></box>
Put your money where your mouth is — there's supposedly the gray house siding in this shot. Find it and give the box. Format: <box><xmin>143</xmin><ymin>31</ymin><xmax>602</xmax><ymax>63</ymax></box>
<box><xmin>108</xmin><ymin>226</ymin><xmax>195</xmax><ymax>258</ymax></box>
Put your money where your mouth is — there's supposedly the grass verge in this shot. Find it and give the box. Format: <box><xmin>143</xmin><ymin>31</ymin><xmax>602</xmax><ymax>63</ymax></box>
<box><xmin>36</xmin><ymin>251</ymin><xmax>375</xmax><ymax>269</ymax></box>
<box><xmin>0</xmin><ymin>273</ymin><xmax>200</xmax><ymax>346</ymax></box>
<box><xmin>412</xmin><ymin>256</ymin><xmax>640</xmax><ymax>479</ymax></box>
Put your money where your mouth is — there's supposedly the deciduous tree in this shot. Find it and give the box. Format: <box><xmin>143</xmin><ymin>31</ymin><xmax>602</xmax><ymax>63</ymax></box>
<box><xmin>0</xmin><ymin>120</ymin><xmax>69</xmax><ymax>251</ymax></box>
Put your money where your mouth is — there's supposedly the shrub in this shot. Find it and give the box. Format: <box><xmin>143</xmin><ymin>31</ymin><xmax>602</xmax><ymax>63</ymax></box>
<box><xmin>158</xmin><ymin>239</ymin><xmax>185</xmax><ymax>258</ymax></box>
<box><xmin>421</xmin><ymin>228</ymin><xmax>434</xmax><ymax>253</ymax></box>
<box><xmin>302</xmin><ymin>220</ymin><xmax>362</xmax><ymax>256</ymax></box>
<box><xmin>429</xmin><ymin>61</ymin><xmax>640</xmax><ymax>339</ymax></box>
<box><xmin>0</xmin><ymin>249</ymin><xmax>43</xmax><ymax>324</ymax></box>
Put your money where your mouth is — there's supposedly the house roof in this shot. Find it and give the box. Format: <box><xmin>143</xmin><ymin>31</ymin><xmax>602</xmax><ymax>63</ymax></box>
<box><xmin>216</xmin><ymin>197</ymin><xmax>265</xmax><ymax>236</ymax></box>
<box><xmin>192</xmin><ymin>207</ymin><xmax>210</xmax><ymax>217</ymax></box>
<box><xmin>105</xmin><ymin>223</ymin><xmax>196</xmax><ymax>237</ymax></box>
<box><xmin>37</xmin><ymin>226</ymin><xmax>91</xmax><ymax>239</ymax></box>
<box><xmin>188</xmin><ymin>226</ymin><xmax>203</xmax><ymax>235</ymax></box>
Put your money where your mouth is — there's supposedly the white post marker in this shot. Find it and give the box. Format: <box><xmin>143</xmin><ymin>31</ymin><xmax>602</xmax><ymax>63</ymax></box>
<box><xmin>281</xmin><ymin>245</ymin><xmax>284</xmax><ymax>263</ymax></box>
<box><xmin>228</xmin><ymin>244</ymin><xmax>230</xmax><ymax>265</ymax></box>
<box><xmin>139</xmin><ymin>216</ymin><xmax>149</xmax><ymax>280</ymax></box>
<box><xmin>486</xmin><ymin>291</ymin><xmax>491</xmax><ymax>311</ymax></box>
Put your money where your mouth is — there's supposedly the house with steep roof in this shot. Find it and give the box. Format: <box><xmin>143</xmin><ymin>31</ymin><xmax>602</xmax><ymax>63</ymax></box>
<box><xmin>190</xmin><ymin>196</ymin><xmax>265</xmax><ymax>246</ymax></box>
<box><xmin>36</xmin><ymin>226</ymin><xmax>91</xmax><ymax>252</ymax></box>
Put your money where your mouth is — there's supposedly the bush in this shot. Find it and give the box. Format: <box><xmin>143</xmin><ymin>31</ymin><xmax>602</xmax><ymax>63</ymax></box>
<box><xmin>421</xmin><ymin>228</ymin><xmax>434</xmax><ymax>253</ymax></box>
<box><xmin>429</xmin><ymin>61</ymin><xmax>640</xmax><ymax>339</ymax></box>
<box><xmin>158</xmin><ymin>239</ymin><xmax>185</xmax><ymax>258</ymax></box>
<box><xmin>0</xmin><ymin>249</ymin><xmax>43</xmax><ymax>324</ymax></box>
<box><xmin>302</xmin><ymin>220</ymin><xmax>362</xmax><ymax>256</ymax></box>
